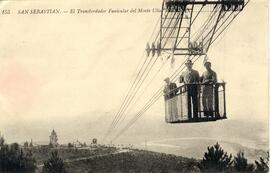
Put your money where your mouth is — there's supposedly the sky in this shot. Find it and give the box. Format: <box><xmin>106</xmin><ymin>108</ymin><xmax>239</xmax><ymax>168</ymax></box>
<box><xmin>0</xmin><ymin>0</ymin><xmax>268</xmax><ymax>144</ymax></box>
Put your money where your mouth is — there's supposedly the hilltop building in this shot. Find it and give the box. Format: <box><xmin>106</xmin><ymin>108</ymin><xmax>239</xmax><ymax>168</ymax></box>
<box><xmin>73</xmin><ymin>140</ymin><xmax>83</xmax><ymax>148</ymax></box>
<box><xmin>49</xmin><ymin>129</ymin><xmax>58</xmax><ymax>147</ymax></box>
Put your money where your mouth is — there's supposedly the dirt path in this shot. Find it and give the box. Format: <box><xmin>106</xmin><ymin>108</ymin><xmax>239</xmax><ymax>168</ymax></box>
<box><xmin>37</xmin><ymin>149</ymin><xmax>130</xmax><ymax>169</ymax></box>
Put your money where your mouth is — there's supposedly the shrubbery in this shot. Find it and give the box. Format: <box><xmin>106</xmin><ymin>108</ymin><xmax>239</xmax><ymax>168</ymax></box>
<box><xmin>200</xmin><ymin>142</ymin><xmax>269</xmax><ymax>173</ymax></box>
<box><xmin>234</xmin><ymin>151</ymin><xmax>255</xmax><ymax>172</ymax></box>
<box><xmin>42</xmin><ymin>151</ymin><xmax>66</xmax><ymax>173</ymax></box>
<box><xmin>254</xmin><ymin>152</ymin><xmax>269</xmax><ymax>173</ymax></box>
<box><xmin>200</xmin><ymin>142</ymin><xmax>233</xmax><ymax>172</ymax></box>
<box><xmin>0</xmin><ymin>137</ymin><xmax>36</xmax><ymax>173</ymax></box>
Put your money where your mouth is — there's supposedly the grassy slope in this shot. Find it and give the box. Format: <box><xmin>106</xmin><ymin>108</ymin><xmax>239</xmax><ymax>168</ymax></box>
<box><xmin>65</xmin><ymin>149</ymin><xmax>200</xmax><ymax>173</ymax></box>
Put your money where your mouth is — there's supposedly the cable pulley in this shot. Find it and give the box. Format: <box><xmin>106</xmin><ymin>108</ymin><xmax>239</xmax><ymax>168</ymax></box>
<box><xmin>146</xmin><ymin>42</ymin><xmax>162</xmax><ymax>57</ymax></box>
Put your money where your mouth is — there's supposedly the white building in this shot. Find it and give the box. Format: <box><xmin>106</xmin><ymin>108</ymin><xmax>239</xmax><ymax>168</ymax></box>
<box><xmin>49</xmin><ymin>129</ymin><xmax>58</xmax><ymax>147</ymax></box>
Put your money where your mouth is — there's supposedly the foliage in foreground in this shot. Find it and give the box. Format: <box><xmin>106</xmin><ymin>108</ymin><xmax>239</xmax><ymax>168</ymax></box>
<box><xmin>0</xmin><ymin>137</ymin><xmax>36</xmax><ymax>173</ymax></box>
<box><xmin>42</xmin><ymin>151</ymin><xmax>66</xmax><ymax>173</ymax></box>
<box><xmin>200</xmin><ymin>142</ymin><xmax>233</xmax><ymax>172</ymax></box>
<box><xmin>234</xmin><ymin>151</ymin><xmax>254</xmax><ymax>172</ymax></box>
<box><xmin>254</xmin><ymin>153</ymin><xmax>269</xmax><ymax>173</ymax></box>
<box><xmin>200</xmin><ymin>142</ymin><xmax>269</xmax><ymax>173</ymax></box>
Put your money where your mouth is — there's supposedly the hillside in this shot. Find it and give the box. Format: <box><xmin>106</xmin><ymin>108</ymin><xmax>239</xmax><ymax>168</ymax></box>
<box><xmin>29</xmin><ymin>146</ymin><xmax>200</xmax><ymax>173</ymax></box>
<box><xmin>64</xmin><ymin>149</ymin><xmax>200</xmax><ymax>173</ymax></box>
<box><xmin>3</xmin><ymin>143</ymin><xmax>269</xmax><ymax>173</ymax></box>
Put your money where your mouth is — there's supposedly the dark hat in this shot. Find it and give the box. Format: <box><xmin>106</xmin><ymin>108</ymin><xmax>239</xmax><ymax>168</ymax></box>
<box><xmin>204</xmin><ymin>61</ymin><xmax>211</xmax><ymax>66</ymax></box>
<box><xmin>185</xmin><ymin>59</ymin><xmax>193</xmax><ymax>65</ymax></box>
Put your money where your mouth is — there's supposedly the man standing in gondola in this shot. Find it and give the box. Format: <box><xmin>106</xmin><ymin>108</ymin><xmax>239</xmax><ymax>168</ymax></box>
<box><xmin>201</xmin><ymin>61</ymin><xmax>217</xmax><ymax>118</ymax></box>
<box><xmin>163</xmin><ymin>77</ymin><xmax>178</xmax><ymax>100</ymax></box>
<box><xmin>179</xmin><ymin>59</ymin><xmax>200</xmax><ymax>120</ymax></box>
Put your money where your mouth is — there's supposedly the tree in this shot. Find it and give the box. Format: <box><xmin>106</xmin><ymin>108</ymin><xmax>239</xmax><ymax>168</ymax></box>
<box><xmin>255</xmin><ymin>152</ymin><xmax>269</xmax><ymax>173</ymax></box>
<box><xmin>10</xmin><ymin>143</ymin><xmax>20</xmax><ymax>152</ymax></box>
<box><xmin>67</xmin><ymin>143</ymin><xmax>74</xmax><ymax>148</ymax></box>
<box><xmin>0</xmin><ymin>137</ymin><xmax>4</xmax><ymax>147</ymax></box>
<box><xmin>29</xmin><ymin>140</ymin><xmax>33</xmax><ymax>147</ymax></box>
<box><xmin>234</xmin><ymin>151</ymin><xmax>254</xmax><ymax>172</ymax></box>
<box><xmin>24</xmin><ymin>141</ymin><xmax>29</xmax><ymax>148</ymax></box>
<box><xmin>182</xmin><ymin>158</ymin><xmax>201</xmax><ymax>173</ymax></box>
<box><xmin>43</xmin><ymin>151</ymin><xmax>66</xmax><ymax>173</ymax></box>
<box><xmin>20</xmin><ymin>149</ymin><xmax>37</xmax><ymax>172</ymax></box>
<box><xmin>0</xmin><ymin>140</ymin><xmax>36</xmax><ymax>173</ymax></box>
<box><xmin>200</xmin><ymin>143</ymin><xmax>233</xmax><ymax>172</ymax></box>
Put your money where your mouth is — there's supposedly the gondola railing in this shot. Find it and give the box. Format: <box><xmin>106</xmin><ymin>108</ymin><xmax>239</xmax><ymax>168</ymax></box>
<box><xmin>164</xmin><ymin>82</ymin><xmax>226</xmax><ymax>123</ymax></box>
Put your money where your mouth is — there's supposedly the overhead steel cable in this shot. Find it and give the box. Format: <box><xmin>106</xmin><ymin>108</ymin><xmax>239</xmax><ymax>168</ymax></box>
<box><xmin>123</xmin><ymin>55</ymin><xmax>171</xmax><ymax>115</ymax></box>
<box><xmin>106</xmin><ymin>11</ymin><xmax>182</xmax><ymax>135</ymax></box>
<box><xmin>103</xmin><ymin>18</ymin><xmax>162</xmax><ymax>141</ymax></box>
<box><xmin>110</xmin><ymin>53</ymin><xmax>160</xmax><ymax>127</ymax></box>
<box><xmin>111</xmin><ymin>55</ymin><xmax>196</xmax><ymax>141</ymax></box>
<box><xmin>103</xmin><ymin>51</ymin><xmax>151</xmax><ymax>137</ymax></box>
<box><xmin>110</xmin><ymin>11</ymin><xmax>174</xmax><ymax>124</ymax></box>
<box><xmin>107</xmin><ymin>8</ymin><xmax>199</xmax><ymax>142</ymax></box>
<box><xmin>160</xmin><ymin>13</ymin><xmax>183</xmax><ymax>55</ymax></box>
<box><xmin>176</xmin><ymin>5</ymin><xmax>204</xmax><ymax>46</ymax></box>
<box><xmin>198</xmin><ymin>8</ymin><xmax>243</xmax><ymax>51</ymax></box>
<box><xmin>192</xmin><ymin>5</ymin><xmax>220</xmax><ymax>41</ymax></box>
<box><xmin>103</xmin><ymin>11</ymin><xmax>176</xmax><ymax>141</ymax></box>
<box><xmin>107</xmin><ymin>7</ymin><xmax>209</xmax><ymax>140</ymax></box>
<box><xmin>112</xmin><ymin>55</ymin><xmax>200</xmax><ymax>141</ymax></box>
<box><xmin>211</xmin><ymin>0</ymin><xmax>250</xmax><ymax>44</ymax></box>
<box><xmin>121</xmin><ymin>6</ymin><xmax>205</xmax><ymax>119</ymax></box>
<box><xmin>160</xmin><ymin>11</ymin><xmax>181</xmax><ymax>47</ymax></box>
<box><xmin>107</xmin><ymin>11</ymin><xmax>190</xmax><ymax>136</ymax></box>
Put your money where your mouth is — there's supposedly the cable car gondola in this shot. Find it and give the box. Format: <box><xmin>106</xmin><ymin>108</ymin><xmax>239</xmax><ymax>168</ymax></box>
<box><xmin>164</xmin><ymin>83</ymin><xmax>226</xmax><ymax>123</ymax></box>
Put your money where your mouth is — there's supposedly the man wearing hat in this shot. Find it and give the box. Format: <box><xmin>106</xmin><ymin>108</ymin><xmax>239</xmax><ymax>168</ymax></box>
<box><xmin>201</xmin><ymin>61</ymin><xmax>217</xmax><ymax>118</ymax></box>
<box><xmin>165</xmin><ymin>0</ymin><xmax>174</xmax><ymax>12</ymax></box>
<box><xmin>163</xmin><ymin>77</ymin><xmax>178</xmax><ymax>100</ymax></box>
<box><xmin>179</xmin><ymin>59</ymin><xmax>200</xmax><ymax>119</ymax></box>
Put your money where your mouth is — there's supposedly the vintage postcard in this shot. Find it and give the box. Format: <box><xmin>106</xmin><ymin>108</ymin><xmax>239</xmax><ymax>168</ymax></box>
<box><xmin>0</xmin><ymin>0</ymin><xmax>268</xmax><ymax>172</ymax></box>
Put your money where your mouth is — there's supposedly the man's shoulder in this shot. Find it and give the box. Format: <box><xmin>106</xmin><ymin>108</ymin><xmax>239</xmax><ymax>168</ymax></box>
<box><xmin>202</xmin><ymin>70</ymin><xmax>216</xmax><ymax>76</ymax></box>
<box><xmin>191</xmin><ymin>69</ymin><xmax>199</xmax><ymax>74</ymax></box>
<box><xmin>209</xmin><ymin>70</ymin><xmax>217</xmax><ymax>76</ymax></box>
<box><xmin>171</xmin><ymin>82</ymin><xmax>177</xmax><ymax>86</ymax></box>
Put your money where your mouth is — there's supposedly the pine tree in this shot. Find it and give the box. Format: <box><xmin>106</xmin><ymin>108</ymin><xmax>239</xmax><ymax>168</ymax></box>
<box><xmin>200</xmin><ymin>142</ymin><xmax>233</xmax><ymax>172</ymax></box>
<box><xmin>0</xmin><ymin>136</ymin><xmax>4</xmax><ymax>147</ymax></box>
<box><xmin>24</xmin><ymin>141</ymin><xmax>29</xmax><ymax>148</ymax></box>
<box><xmin>43</xmin><ymin>151</ymin><xmax>66</xmax><ymax>173</ymax></box>
<box><xmin>255</xmin><ymin>152</ymin><xmax>269</xmax><ymax>173</ymax></box>
<box><xmin>234</xmin><ymin>151</ymin><xmax>254</xmax><ymax>172</ymax></box>
<box><xmin>0</xmin><ymin>140</ymin><xmax>36</xmax><ymax>172</ymax></box>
